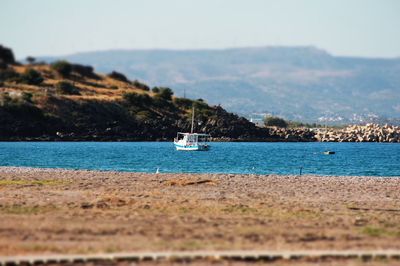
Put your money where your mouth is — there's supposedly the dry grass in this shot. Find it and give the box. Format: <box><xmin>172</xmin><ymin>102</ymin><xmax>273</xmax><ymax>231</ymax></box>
<box><xmin>163</xmin><ymin>177</ymin><xmax>219</xmax><ymax>186</ymax></box>
<box><xmin>0</xmin><ymin>179</ymin><xmax>66</xmax><ymax>186</ymax></box>
<box><xmin>4</xmin><ymin>65</ymin><xmax>150</xmax><ymax>101</ymax></box>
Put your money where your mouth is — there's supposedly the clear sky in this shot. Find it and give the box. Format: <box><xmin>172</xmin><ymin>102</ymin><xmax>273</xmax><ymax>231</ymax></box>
<box><xmin>1</xmin><ymin>0</ymin><xmax>399</xmax><ymax>58</ymax></box>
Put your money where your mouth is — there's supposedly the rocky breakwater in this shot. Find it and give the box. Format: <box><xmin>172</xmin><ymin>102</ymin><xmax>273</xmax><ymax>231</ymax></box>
<box><xmin>268</xmin><ymin>127</ymin><xmax>316</xmax><ymax>142</ymax></box>
<box><xmin>315</xmin><ymin>124</ymin><xmax>400</xmax><ymax>142</ymax></box>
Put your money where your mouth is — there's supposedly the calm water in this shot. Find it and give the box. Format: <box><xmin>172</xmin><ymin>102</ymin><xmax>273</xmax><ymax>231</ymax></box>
<box><xmin>0</xmin><ymin>142</ymin><xmax>399</xmax><ymax>176</ymax></box>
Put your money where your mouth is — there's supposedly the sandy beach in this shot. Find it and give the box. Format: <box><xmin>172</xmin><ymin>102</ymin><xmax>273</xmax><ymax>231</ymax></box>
<box><xmin>0</xmin><ymin>167</ymin><xmax>399</xmax><ymax>264</ymax></box>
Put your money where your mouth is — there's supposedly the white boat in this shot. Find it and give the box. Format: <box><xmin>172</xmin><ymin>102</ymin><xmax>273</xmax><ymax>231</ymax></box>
<box><xmin>174</xmin><ymin>132</ymin><xmax>210</xmax><ymax>151</ymax></box>
<box><xmin>174</xmin><ymin>107</ymin><xmax>211</xmax><ymax>151</ymax></box>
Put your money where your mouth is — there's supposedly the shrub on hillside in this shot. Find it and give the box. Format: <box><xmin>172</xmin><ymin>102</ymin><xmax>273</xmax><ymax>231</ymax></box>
<box><xmin>123</xmin><ymin>92</ymin><xmax>152</xmax><ymax>106</ymax></box>
<box><xmin>0</xmin><ymin>96</ymin><xmax>44</xmax><ymax>119</ymax></box>
<box><xmin>51</xmin><ymin>60</ymin><xmax>72</xmax><ymax>77</ymax></box>
<box><xmin>108</xmin><ymin>71</ymin><xmax>129</xmax><ymax>83</ymax></box>
<box><xmin>21</xmin><ymin>92</ymin><xmax>33</xmax><ymax>103</ymax></box>
<box><xmin>0</xmin><ymin>92</ymin><xmax>12</xmax><ymax>106</ymax></box>
<box><xmin>132</xmin><ymin>80</ymin><xmax>150</xmax><ymax>91</ymax></box>
<box><xmin>72</xmin><ymin>64</ymin><xmax>100</xmax><ymax>79</ymax></box>
<box><xmin>264</xmin><ymin>116</ymin><xmax>288</xmax><ymax>128</ymax></box>
<box><xmin>0</xmin><ymin>68</ymin><xmax>20</xmax><ymax>82</ymax></box>
<box><xmin>0</xmin><ymin>91</ymin><xmax>34</xmax><ymax>106</ymax></box>
<box><xmin>0</xmin><ymin>45</ymin><xmax>15</xmax><ymax>65</ymax></box>
<box><xmin>287</xmin><ymin>121</ymin><xmax>321</xmax><ymax>128</ymax></box>
<box><xmin>135</xmin><ymin>110</ymin><xmax>154</xmax><ymax>121</ymax></box>
<box><xmin>173</xmin><ymin>97</ymin><xmax>194</xmax><ymax>109</ymax></box>
<box><xmin>26</xmin><ymin>56</ymin><xmax>36</xmax><ymax>64</ymax></box>
<box><xmin>18</xmin><ymin>69</ymin><xmax>44</xmax><ymax>85</ymax></box>
<box><xmin>153</xmin><ymin>87</ymin><xmax>173</xmax><ymax>101</ymax></box>
<box><xmin>55</xmin><ymin>81</ymin><xmax>80</xmax><ymax>95</ymax></box>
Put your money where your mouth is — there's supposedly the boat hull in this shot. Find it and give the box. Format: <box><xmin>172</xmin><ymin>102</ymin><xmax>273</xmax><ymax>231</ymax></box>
<box><xmin>174</xmin><ymin>143</ymin><xmax>210</xmax><ymax>151</ymax></box>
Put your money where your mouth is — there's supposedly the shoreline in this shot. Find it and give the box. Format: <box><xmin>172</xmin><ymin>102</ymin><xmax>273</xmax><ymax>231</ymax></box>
<box><xmin>1</xmin><ymin>137</ymin><xmax>399</xmax><ymax>142</ymax></box>
<box><xmin>1</xmin><ymin>139</ymin><xmax>400</xmax><ymax>142</ymax></box>
<box><xmin>2</xmin><ymin>123</ymin><xmax>400</xmax><ymax>143</ymax></box>
<box><xmin>0</xmin><ymin>138</ymin><xmax>307</xmax><ymax>142</ymax></box>
<box><xmin>1</xmin><ymin>166</ymin><xmax>399</xmax><ymax>179</ymax></box>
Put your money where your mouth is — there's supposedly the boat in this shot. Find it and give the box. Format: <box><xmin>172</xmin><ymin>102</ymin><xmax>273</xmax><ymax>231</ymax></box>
<box><xmin>323</xmin><ymin>151</ymin><xmax>335</xmax><ymax>155</ymax></box>
<box><xmin>174</xmin><ymin>132</ymin><xmax>211</xmax><ymax>151</ymax></box>
<box><xmin>174</xmin><ymin>107</ymin><xmax>211</xmax><ymax>151</ymax></box>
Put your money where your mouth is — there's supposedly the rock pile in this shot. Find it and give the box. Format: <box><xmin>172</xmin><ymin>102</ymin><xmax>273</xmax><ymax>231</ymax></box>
<box><xmin>315</xmin><ymin>124</ymin><xmax>400</xmax><ymax>142</ymax></box>
<box><xmin>268</xmin><ymin>127</ymin><xmax>316</xmax><ymax>142</ymax></box>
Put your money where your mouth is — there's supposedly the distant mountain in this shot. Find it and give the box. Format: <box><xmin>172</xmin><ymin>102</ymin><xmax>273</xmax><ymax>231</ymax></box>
<box><xmin>41</xmin><ymin>46</ymin><xmax>400</xmax><ymax>123</ymax></box>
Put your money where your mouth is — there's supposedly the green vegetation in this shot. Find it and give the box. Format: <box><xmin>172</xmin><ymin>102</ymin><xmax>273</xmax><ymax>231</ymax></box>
<box><xmin>56</xmin><ymin>81</ymin><xmax>80</xmax><ymax>95</ymax></box>
<box><xmin>18</xmin><ymin>69</ymin><xmax>44</xmax><ymax>85</ymax></box>
<box><xmin>0</xmin><ymin>68</ymin><xmax>43</xmax><ymax>85</ymax></box>
<box><xmin>173</xmin><ymin>97</ymin><xmax>194</xmax><ymax>109</ymax></box>
<box><xmin>0</xmin><ymin>205</ymin><xmax>42</xmax><ymax>215</ymax></box>
<box><xmin>0</xmin><ymin>179</ymin><xmax>65</xmax><ymax>186</ymax></box>
<box><xmin>26</xmin><ymin>56</ymin><xmax>36</xmax><ymax>64</ymax></box>
<box><xmin>132</xmin><ymin>79</ymin><xmax>150</xmax><ymax>91</ymax></box>
<box><xmin>123</xmin><ymin>92</ymin><xmax>152</xmax><ymax>106</ymax></box>
<box><xmin>135</xmin><ymin>110</ymin><xmax>154</xmax><ymax>121</ymax></box>
<box><xmin>362</xmin><ymin>226</ymin><xmax>386</xmax><ymax>237</ymax></box>
<box><xmin>0</xmin><ymin>68</ymin><xmax>20</xmax><ymax>82</ymax></box>
<box><xmin>287</xmin><ymin>121</ymin><xmax>322</xmax><ymax>128</ymax></box>
<box><xmin>21</xmin><ymin>92</ymin><xmax>33</xmax><ymax>103</ymax></box>
<box><xmin>50</xmin><ymin>61</ymin><xmax>99</xmax><ymax>79</ymax></box>
<box><xmin>0</xmin><ymin>92</ymin><xmax>12</xmax><ymax>106</ymax></box>
<box><xmin>153</xmin><ymin>87</ymin><xmax>173</xmax><ymax>101</ymax></box>
<box><xmin>361</xmin><ymin>226</ymin><xmax>400</xmax><ymax>237</ymax></box>
<box><xmin>178</xmin><ymin>240</ymin><xmax>205</xmax><ymax>250</ymax></box>
<box><xmin>71</xmin><ymin>63</ymin><xmax>100</xmax><ymax>79</ymax></box>
<box><xmin>1</xmin><ymin>101</ymin><xmax>44</xmax><ymax>121</ymax></box>
<box><xmin>108</xmin><ymin>71</ymin><xmax>129</xmax><ymax>82</ymax></box>
<box><xmin>0</xmin><ymin>91</ymin><xmax>37</xmax><ymax>107</ymax></box>
<box><xmin>223</xmin><ymin>204</ymin><xmax>258</xmax><ymax>214</ymax></box>
<box><xmin>0</xmin><ymin>44</ymin><xmax>15</xmax><ymax>65</ymax></box>
<box><xmin>51</xmin><ymin>60</ymin><xmax>72</xmax><ymax>77</ymax></box>
<box><xmin>264</xmin><ymin>115</ymin><xmax>288</xmax><ymax>128</ymax></box>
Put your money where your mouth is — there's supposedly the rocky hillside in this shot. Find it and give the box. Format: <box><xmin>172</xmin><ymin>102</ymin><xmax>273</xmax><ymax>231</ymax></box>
<box><xmin>0</xmin><ymin>45</ymin><xmax>272</xmax><ymax>141</ymax></box>
<box><xmin>42</xmin><ymin>46</ymin><xmax>400</xmax><ymax>123</ymax></box>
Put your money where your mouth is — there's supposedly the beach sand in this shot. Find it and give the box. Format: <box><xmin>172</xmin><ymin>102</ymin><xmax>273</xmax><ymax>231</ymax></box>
<box><xmin>0</xmin><ymin>167</ymin><xmax>399</xmax><ymax>264</ymax></box>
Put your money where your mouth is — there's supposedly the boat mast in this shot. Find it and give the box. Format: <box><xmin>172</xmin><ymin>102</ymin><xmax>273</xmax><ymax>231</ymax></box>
<box><xmin>191</xmin><ymin>106</ymin><xmax>195</xmax><ymax>133</ymax></box>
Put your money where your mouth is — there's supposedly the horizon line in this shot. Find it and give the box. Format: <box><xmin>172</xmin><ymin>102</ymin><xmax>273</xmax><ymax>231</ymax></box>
<box><xmin>19</xmin><ymin>45</ymin><xmax>400</xmax><ymax>61</ymax></box>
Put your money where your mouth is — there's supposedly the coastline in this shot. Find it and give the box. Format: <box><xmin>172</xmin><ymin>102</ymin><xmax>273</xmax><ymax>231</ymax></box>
<box><xmin>1</xmin><ymin>167</ymin><xmax>399</xmax><ymax>257</ymax></box>
<box><xmin>1</xmin><ymin>166</ymin><xmax>399</xmax><ymax>178</ymax></box>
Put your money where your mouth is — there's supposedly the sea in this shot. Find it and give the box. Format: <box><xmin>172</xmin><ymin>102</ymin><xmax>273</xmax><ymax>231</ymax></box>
<box><xmin>0</xmin><ymin>142</ymin><xmax>399</xmax><ymax>176</ymax></box>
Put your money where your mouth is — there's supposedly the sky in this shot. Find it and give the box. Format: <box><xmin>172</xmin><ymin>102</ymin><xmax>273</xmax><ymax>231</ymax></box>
<box><xmin>1</xmin><ymin>0</ymin><xmax>400</xmax><ymax>59</ymax></box>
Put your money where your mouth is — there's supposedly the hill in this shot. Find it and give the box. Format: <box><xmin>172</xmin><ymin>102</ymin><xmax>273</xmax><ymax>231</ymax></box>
<box><xmin>0</xmin><ymin>46</ymin><xmax>271</xmax><ymax>141</ymax></box>
<box><xmin>41</xmin><ymin>46</ymin><xmax>400</xmax><ymax>123</ymax></box>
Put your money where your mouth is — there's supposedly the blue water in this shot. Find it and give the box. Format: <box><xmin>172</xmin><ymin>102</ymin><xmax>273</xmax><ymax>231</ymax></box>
<box><xmin>0</xmin><ymin>142</ymin><xmax>399</xmax><ymax>176</ymax></box>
